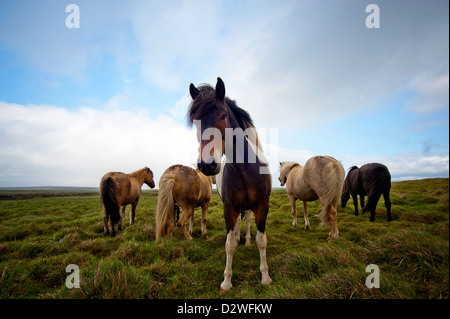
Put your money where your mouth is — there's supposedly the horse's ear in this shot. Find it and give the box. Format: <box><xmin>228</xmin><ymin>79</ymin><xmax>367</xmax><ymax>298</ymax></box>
<box><xmin>215</xmin><ymin>77</ymin><xmax>225</xmax><ymax>101</ymax></box>
<box><xmin>189</xmin><ymin>83</ymin><xmax>199</xmax><ymax>99</ymax></box>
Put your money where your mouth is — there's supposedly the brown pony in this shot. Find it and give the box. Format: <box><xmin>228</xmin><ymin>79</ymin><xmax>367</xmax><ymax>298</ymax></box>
<box><xmin>100</xmin><ymin>167</ymin><xmax>155</xmax><ymax>236</ymax></box>
<box><xmin>187</xmin><ymin>77</ymin><xmax>272</xmax><ymax>291</ymax></box>
<box><xmin>155</xmin><ymin>164</ymin><xmax>213</xmax><ymax>240</ymax></box>
<box><xmin>279</xmin><ymin>156</ymin><xmax>345</xmax><ymax>240</ymax></box>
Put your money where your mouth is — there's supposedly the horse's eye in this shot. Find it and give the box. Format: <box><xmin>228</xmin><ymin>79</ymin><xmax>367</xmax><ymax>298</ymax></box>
<box><xmin>221</xmin><ymin>114</ymin><xmax>227</xmax><ymax>121</ymax></box>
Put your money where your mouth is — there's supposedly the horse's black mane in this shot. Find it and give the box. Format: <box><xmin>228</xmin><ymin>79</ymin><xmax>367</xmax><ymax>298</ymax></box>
<box><xmin>348</xmin><ymin>166</ymin><xmax>359</xmax><ymax>172</ymax></box>
<box><xmin>187</xmin><ymin>84</ymin><xmax>254</xmax><ymax>130</ymax></box>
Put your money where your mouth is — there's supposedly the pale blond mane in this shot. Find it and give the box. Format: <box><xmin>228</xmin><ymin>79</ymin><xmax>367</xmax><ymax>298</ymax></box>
<box><xmin>279</xmin><ymin>161</ymin><xmax>300</xmax><ymax>181</ymax></box>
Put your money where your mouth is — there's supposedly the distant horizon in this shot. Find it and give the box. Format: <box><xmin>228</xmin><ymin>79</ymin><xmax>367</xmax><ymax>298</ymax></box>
<box><xmin>0</xmin><ymin>177</ymin><xmax>448</xmax><ymax>191</ymax></box>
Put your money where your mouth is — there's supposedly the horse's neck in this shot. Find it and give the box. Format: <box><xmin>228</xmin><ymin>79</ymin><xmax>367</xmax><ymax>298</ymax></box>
<box><xmin>129</xmin><ymin>170</ymin><xmax>146</xmax><ymax>186</ymax></box>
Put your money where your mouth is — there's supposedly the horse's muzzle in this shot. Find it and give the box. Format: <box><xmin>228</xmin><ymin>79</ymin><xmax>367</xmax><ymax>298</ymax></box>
<box><xmin>198</xmin><ymin>158</ymin><xmax>221</xmax><ymax>176</ymax></box>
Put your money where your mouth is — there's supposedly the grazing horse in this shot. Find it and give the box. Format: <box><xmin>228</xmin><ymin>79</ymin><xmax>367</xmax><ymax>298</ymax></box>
<box><xmin>341</xmin><ymin>163</ymin><xmax>392</xmax><ymax>222</ymax></box>
<box><xmin>155</xmin><ymin>164</ymin><xmax>213</xmax><ymax>240</ymax></box>
<box><xmin>100</xmin><ymin>167</ymin><xmax>155</xmax><ymax>236</ymax></box>
<box><xmin>187</xmin><ymin>77</ymin><xmax>272</xmax><ymax>291</ymax></box>
<box><xmin>279</xmin><ymin>156</ymin><xmax>345</xmax><ymax>240</ymax></box>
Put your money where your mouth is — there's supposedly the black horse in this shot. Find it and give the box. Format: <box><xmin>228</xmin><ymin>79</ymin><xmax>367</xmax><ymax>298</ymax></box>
<box><xmin>341</xmin><ymin>163</ymin><xmax>392</xmax><ymax>222</ymax></box>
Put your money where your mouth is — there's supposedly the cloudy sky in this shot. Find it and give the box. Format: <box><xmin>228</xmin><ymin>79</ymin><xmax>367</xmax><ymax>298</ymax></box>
<box><xmin>0</xmin><ymin>0</ymin><xmax>448</xmax><ymax>188</ymax></box>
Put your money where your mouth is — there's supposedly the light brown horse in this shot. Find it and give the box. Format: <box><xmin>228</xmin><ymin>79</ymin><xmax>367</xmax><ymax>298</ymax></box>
<box><xmin>155</xmin><ymin>164</ymin><xmax>213</xmax><ymax>240</ymax></box>
<box><xmin>100</xmin><ymin>167</ymin><xmax>155</xmax><ymax>236</ymax></box>
<box><xmin>279</xmin><ymin>156</ymin><xmax>345</xmax><ymax>240</ymax></box>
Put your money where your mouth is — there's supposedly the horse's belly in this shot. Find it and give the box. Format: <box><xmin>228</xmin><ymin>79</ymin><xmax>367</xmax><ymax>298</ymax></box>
<box><xmin>298</xmin><ymin>189</ymin><xmax>318</xmax><ymax>202</ymax></box>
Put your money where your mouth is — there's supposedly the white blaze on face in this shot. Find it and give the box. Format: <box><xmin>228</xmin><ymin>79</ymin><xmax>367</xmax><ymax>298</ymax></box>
<box><xmin>194</xmin><ymin>120</ymin><xmax>223</xmax><ymax>165</ymax></box>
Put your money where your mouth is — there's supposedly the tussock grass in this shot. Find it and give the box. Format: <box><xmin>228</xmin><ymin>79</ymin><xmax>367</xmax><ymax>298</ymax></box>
<box><xmin>0</xmin><ymin>178</ymin><xmax>448</xmax><ymax>299</ymax></box>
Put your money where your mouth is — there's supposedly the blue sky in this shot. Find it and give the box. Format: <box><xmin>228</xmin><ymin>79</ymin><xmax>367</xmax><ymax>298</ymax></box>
<box><xmin>0</xmin><ymin>0</ymin><xmax>448</xmax><ymax>187</ymax></box>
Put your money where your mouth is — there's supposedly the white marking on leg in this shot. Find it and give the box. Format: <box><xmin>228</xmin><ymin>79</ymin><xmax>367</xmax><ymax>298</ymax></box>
<box><xmin>256</xmin><ymin>230</ymin><xmax>272</xmax><ymax>286</ymax></box>
<box><xmin>220</xmin><ymin>230</ymin><xmax>237</xmax><ymax>291</ymax></box>
<box><xmin>303</xmin><ymin>201</ymin><xmax>310</xmax><ymax>230</ymax></box>
<box><xmin>234</xmin><ymin>214</ymin><xmax>242</xmax><ymax>243</ymax></box>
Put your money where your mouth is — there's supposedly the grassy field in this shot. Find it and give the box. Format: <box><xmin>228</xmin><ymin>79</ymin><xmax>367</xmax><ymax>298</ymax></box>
<box><xmin>0</xmin><ymin>178</ymin><xmax>448</xmax><ymax>299</ymax></box>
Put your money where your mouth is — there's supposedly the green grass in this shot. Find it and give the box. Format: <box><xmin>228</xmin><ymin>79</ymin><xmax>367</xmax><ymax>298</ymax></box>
<box><xmin>0</xmin><ymin>178</ymin><xmax>448</xmax><ymax>299</ymax></box>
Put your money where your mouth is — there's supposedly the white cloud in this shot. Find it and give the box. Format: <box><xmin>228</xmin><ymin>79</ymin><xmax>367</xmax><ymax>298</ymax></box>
<box><xmin>342</xmin><ymin>153</ymin><xmax>449</xmax><ymax>181</ymax></box>
<box><xmin>406</xmin><ymin>72</ymin><xmax>449</xmax><ymax>114</ymax></box>
<box><xmin>0</xmin><ymin>100</ymin><xmax>198</xmax><ymax>187</ymax></box>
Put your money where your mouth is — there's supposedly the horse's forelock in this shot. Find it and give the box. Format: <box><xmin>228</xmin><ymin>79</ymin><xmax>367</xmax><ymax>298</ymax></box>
<box><xmin>187</xmin><ymin>85</ymin><xmax>227</xmax><ymax>126</ymax></box>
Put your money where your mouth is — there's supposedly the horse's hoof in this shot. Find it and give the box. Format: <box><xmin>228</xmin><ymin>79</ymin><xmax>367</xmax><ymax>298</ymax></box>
<box><xmin>220</xmin><ymin>283</ymin><xmax>232</xmax><ymax>292</ymax></box>
<box><xmin>261</xmin><ymin>277</ymin><xmax>273</xmax><ymax>286</ymax></box>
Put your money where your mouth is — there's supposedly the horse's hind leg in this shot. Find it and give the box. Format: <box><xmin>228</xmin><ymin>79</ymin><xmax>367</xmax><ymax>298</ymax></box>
<box><xmin>103</xmin><ymin>209</ymin><xmax>109</xmax><ymax>235</ymax></box>
<box><xmin>288</xmin><ymin>194</ymin><xmax>298</xmax><ymax>227</ymax></box>
<box><xmin>384</xmin><ymin>191</ymin><xmax>392</xmax><ymax>222</ymax></box>
<box><xmin>352</xmin><ymin>194</ymin><xmax>359</xmax><ymax>216</ymax></box>
<box><xmin>189</xmin><ymin>213</ymin><xmax>194</xmax><ymax>236</ymax></box>
<box><xmin>201</xmin><ymin>203</ymin><xmax>209</xmax><ymax>239</ymax></box>
<box><xmin>110</xmin><ymin>217</ymin><xmax>116</xmax><ymax>237</ymax></box>
<box><xmin>245</xmin><ymin>211</ymin><xmax>252</xmax><ymax>246</ymax></box>
<box><xmin>364</xmin><ymin>193</ymin><xmax>381</xmax><ymax>222</ymax></box>
<box><xmin>177</xmin><ymin>206</ymin><xmax>193</xmax><ymax>240</ymax></box>
<box><xmin>302</xmin><ymin>201</ymin><xmax>310</xmax><ymax>230</ymax></box>
<box><xmin>130</xmin><ymin>200</ymin><xmax>138</xmax><ymax>225</ymax></box>
<box><xmin>118</xmin><ymin>206</ymin><xmax>126</xmax><ymax>230</ymax></box>
<box><xmin>327</xmin><ymin>205</ymin><xmax>339</xmax><ymax>240</ymax></box>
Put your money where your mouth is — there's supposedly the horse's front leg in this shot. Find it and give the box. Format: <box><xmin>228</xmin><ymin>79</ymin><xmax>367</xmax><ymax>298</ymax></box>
<box><xmin>288</xmin><ymin>194</ymin><xmax>298</xmax><ymax>227</ymax></box>
<box><xmin>254</xmin><ymin>204</ymin><xmax>272</xmax><ymax>286</ymax></box>
<box><xmin>221</xmin><ymin>207</ymin><xmax>239</xmax><ymax>291</ymax></box>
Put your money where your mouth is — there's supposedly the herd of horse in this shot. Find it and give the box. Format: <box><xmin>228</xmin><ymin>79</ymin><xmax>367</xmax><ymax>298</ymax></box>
<box><xmin>100</xmin><ymin>77</ymin><xmax>393</xmax><ymax>291</ymax></box>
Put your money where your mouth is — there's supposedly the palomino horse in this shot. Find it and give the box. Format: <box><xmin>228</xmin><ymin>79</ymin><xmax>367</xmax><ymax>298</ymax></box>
<box><xmin>100</xmin><ymin>167</ymin><xmax>155</xmax><ymax>236</ymax></box>
<box><xmin>341</xmin><ymin>163</ymin><xmax>392</xmax><ymax>222</ymax></box>
<box><xmin>187</xmin><ymin>77</ymin><xmax>272</xmax><ymax>291</ymax></box>
<box><xmin>279</xmin><ymin>156</ymin><xmax>345</xmax><ymax>240</ymax></box>
<box><xmin>155</xmin><ymin>164</ymin><xmax>213</xmax><ymax>240</ymax></box>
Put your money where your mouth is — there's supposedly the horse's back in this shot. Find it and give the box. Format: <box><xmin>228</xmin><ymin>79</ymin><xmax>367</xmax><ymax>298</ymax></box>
<box><xmin>162</xmin><ymin>165</ymin><xmax>201</xmax><ymax>207</ymax></box>
<box><xmin>100</xmin><ymin>172</ymin><xmax>132</xmax><ymax>204</ymax></box>
<box><xmin>359</xmin><ymin>163</ymin><xmax>391</xmax><ymax>192</ymax></box>
<box><xmin>302</xmin><ymin>156</ymin><xmax>344</xmax><ymax>200</ymax></box>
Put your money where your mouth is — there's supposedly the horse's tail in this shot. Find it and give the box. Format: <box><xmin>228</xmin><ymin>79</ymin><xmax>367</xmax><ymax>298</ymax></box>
<box><xmin>317</xmin><ymin>161</ymin><xmax>345</xmax><ymax>228</ymax></box>
<box><xmin>100</xmin><ymin>177</ymin><xmax>120</xmax><ymax>224</ymax></box>
<box><xmin>155</xmin><ymin>176</ymin><xmax>176</xmax><ymax>240</ymax></box>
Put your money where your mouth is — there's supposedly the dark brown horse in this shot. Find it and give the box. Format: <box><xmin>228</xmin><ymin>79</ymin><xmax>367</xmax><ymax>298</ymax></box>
<box><xmin>187</xmin><ymin>77</ymin><xmax>272</xmax><ymax>291</ymax></box>
<box><xmin>100</xmin><ymin>167</ymin><xmax>155</xmax><ymax>236</ymax></box>
<box><xmin>341</xmin><ymin>163</ymin><xmax>392</xmax><ymax>222</ymax></box>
